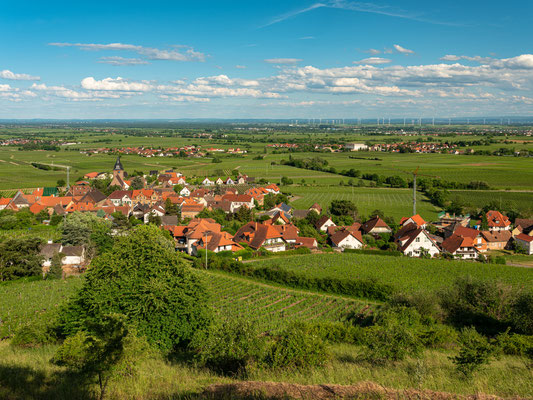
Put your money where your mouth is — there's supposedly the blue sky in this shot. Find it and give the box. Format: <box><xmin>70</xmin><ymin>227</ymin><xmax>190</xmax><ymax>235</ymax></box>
<box><xmin>1</xmin><ymin>0</ymin><xmax>532</xmax><ymax>119</ymax></box>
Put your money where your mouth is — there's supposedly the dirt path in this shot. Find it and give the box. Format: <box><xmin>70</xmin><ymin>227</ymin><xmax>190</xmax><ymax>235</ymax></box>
<box><xmin>203</xmin><ymin>381</ymin><xmax>513</xmax><ymax>400</ymax></box>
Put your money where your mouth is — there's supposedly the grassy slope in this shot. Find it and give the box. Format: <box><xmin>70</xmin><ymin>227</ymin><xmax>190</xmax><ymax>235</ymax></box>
<box><xmin>248</xmin><ymin>253</ymin><xmax>533</xmax><ymax>294</ymax></box>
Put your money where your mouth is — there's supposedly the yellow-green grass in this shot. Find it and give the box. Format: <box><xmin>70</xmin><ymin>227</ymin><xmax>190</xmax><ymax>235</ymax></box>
<box><xmin>0</xmin><ymin>340</ymin><xmax>531</xmax><ymax>399</ymax></box>
<box><xmin>248</xmin><ymin>253</ymin><xmax>533</xmax><ymax>295</ymax></box>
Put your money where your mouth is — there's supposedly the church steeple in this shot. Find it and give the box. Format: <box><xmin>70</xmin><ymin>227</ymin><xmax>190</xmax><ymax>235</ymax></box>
<box><xmin>114</xmin><ymin>156</ymin><xmax>124</xmax><ymax>171</ymax></box>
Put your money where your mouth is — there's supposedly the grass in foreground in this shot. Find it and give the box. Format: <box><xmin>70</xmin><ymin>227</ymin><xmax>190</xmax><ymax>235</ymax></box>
<box><xmin>0</xmin><ymin>341</ymin><xmax>531</xmax><ymax>399</ymax></box>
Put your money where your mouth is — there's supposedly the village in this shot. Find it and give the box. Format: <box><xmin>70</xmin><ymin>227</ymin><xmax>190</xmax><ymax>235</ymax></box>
<box><xmin>0</xmin><ymin>156</ymin><xmax>531</xmax><ymax>275</ymax></box>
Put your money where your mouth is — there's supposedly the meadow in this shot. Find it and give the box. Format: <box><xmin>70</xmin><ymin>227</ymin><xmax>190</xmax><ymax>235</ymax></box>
<box><xmin>248</xmin><ymin>253</ymin><xmax>533</xmax><ymax>295</ymax></box>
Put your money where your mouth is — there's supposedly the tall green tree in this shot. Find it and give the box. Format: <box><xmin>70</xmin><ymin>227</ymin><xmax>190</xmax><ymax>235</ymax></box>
<box><xmin>0</xmin><ymin>237</ymin><xmax>43</xmax><ymax>281</ymax></box>
<box><xmin>57</xmin><ymin>225</ymin><xmax>211</xmax><ymax>352</ymax></box>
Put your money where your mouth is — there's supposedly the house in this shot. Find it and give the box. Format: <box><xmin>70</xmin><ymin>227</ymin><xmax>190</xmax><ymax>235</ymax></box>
<box><xmin>515</xmin><ymin>234</ymin><xmax>533</xmax><ymax>255</ymax></box>
<box><xmin>361</xmin><ymin>216</ymin><xmax>392</xmax><ymax>235</ymax></box>
<box><xmin>316</xmin><ymin>215</ymin><xmax>336</xmax><ymax>232</ymax></box>
<box><xmin>0</xmin><ymin>197</ymin><xmax>12</xmax><ymax>210</ymax></box>
<box><xmin>165</xmin><ymin>218</ymin><xmax>223</xmax><ymax>254</ymax></box>
<box><xmin>309</xmin><ymin>203</ymin><xmax>322</xmax><ymax>214</ymax></box>
<box><xmin>294</xmin><ymin>237</ymin><xmax>318</xmax><ymax>250</ymax></box>
<box><xmin>395</xmin><ymin>223</ymin><xmax>440</xmax><ymax>257</ymax></box>
<box><xmin>181</xmin><ymin>203</ymin><xmax>205</xmax><ymax>219</ymax></box>
<box><xmin>221</xmin><ymin>194</ymin><xmax>254</xmax><ymax>213</ymax></box>
<box><xmin>292</xmin><ymin>209</ymin><xmax>310</xmax><ymax>219</ymax></box>
<box><xmin>69</xmin><ymin>182</ymin><xmax>91</xmax><ymax>197</ymax></box>
<box><xmin>271</xmin><ymin>224</ymin><xmax>300</xmax><ymax>243</ymax></box>
<box><xmin>108</xmin><ymin>190</ymin><xmax>133</xmax><ymax>206</ymax></box>
<box><xmin>264</xmin><ymin>211</ymin><xmax>290</xmax><ymax>225</ymax></box>
<box><xmin>202</xmin><ymin>178</ymin><xmax>214</xmax><ymax>186</ymax></box>
<box><xmin>441</xmin><ymin>234</ymin><xmax>479</xmax><ymax>259</ymax></box>
<box><xmin>344</xmin><ymin>143</ymin><xmax>368</xmax><ymax>151</ymax></box>
<box><xmin>486</xmin><ymin>210</ymin><xmax>511</xmax><ymax>232</ymax></box>
<box><xmin>191</xmin><ymin>231</ymin><xmax>243</xmax><ymax>255</ymax></box>
<box><xmin>161</xmin><ymin>215</ymin><xmax>179</xmax><ymax>226</ymax></box>
<box><xmin>268</xmin><ymin>203</ymin><xmax>292</xmax><ymax>215</ymax></box>
<box><xmin>512</xmin><ymin>219</ymin><xmax>533</xmax><ymax>237</ymax></box>
<box><xmin>234</xmin><ymin>222</ymin><xmax>287</xmax><ymax>252</ymax></box>
<box><xmin>215</xmin><ymin>178</ymin><xmax>224</xmax><ymax>185</ymax></box>
<box><xmin>480</xmin><ymin>230</ymin><xmax>512</xmax><ymax>251</ymax></box>
<box><xmin>453</xmin><ymin>226</ymin><xmax>488</xmax><ymax>253</ymax></box>
<box><xmin>179</xmin><ymin>186</ymin><xmax>191</xmax><ymax>197</ymax></box>
<box><xmin>39</xmin><ymin>242</ymin><xmax>86</xmax><ymax>270</ymax></box>
<box><xmin>80</xmin><ymin>190</ymin><xmax>108</xmax><ymax>206</ymax></box>
<box><xmin>400</xmin><ymin>214</ymin><xmax>427</xmax><ymax>229</ymax></box>
<box><xmin>84</xmin><ymin>172</ymin><xmax>99</xmax><ymax>179</ymax></box>
<box><xmin>265</xmin><ymin>184</ymin><xmax>280</xmax><ymax>194</ymax></box>
<box><xmin>330</xmin><ymin>229</ymin><xmax>364</xmax><ymax>251</ymax></box>
<box><xmin>144</xmin><ymin>205</ymin><xmax>166</xmax><ymax>223</ymax></box>
<box><xmin>224</xmin><ymin>177</ymin><xmax>235</xmax><ymax>185</ymax></box>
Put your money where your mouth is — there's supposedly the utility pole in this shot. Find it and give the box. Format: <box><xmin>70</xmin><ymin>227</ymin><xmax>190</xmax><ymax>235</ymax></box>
<box><xmin>412</xmin><ymin>174</ymin><xmax>417</xmax><ymax>215</ymax></box>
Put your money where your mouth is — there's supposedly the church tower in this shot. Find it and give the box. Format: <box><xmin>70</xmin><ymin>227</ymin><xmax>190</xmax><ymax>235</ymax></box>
<box><xmin>113</xmin><ymin>156</ymin><xmax>125</xmax><ymax>180</ymax></box>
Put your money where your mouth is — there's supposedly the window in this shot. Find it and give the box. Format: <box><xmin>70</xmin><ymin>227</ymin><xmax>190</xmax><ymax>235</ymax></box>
<box><xmin>415</xmin><ymin>237</ymin><xmax>420</xmax><ymax>242</ymax></box>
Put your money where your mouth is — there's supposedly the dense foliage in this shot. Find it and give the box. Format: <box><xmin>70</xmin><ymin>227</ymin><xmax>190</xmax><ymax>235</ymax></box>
<box><xmin>57</xmin><ymin>225</ymin><xmax>211</xmax><ymax>352</ymax></box>
<box><xmin>0</xmin><ymin>236</ymin><xmax>43</xmax><ymax>281</ymax></box>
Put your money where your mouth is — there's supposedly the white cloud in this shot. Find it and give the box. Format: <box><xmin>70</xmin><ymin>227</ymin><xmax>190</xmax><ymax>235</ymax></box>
<box><xmin>31</xmin><ymin>82</ymin><xmax>127</xmax><ymax>101</ymax></box>
<box><xmin>81</xmin><ymin>77</ymin><xmax>153</xmax><ymax>92</ymax></box>
<box><xmin>98</xmin><ymin>57</ymin><xmax>149</xmax><ymax>66</ymax></box>
<box><xmin>441</xmin><ymin>55</ymin><xmax>460</xmax><ymax>61</ymax></box>
<box><xmin>0</xmin><ymin>69</ymin><xmax>40</xmax><ymax>81</ymax></box>
<box><xmin>367</xmin><ymin>49</ymin><xmax>381</xmax><ymax>55</ymax></box>
<box><xmin>235</xmin><ymin>65</ymin><xmax>247</xmax><ymax>69</ymax></box>
<box><xmin>393</xmin><ymin>44</ymin><xmax>414</xmax><ymax>55</ymax></box>
<box><xmin>49</xmin><ymin>42</ymin><xmax>206</xmax><ymax>62</ymax></box>
<box><xmin>355</xmin><ymin>57</ymin><xmax>392</xmax><ymax>65</ymax></box>
<box><xmin>264</xmin><ymin>58</ymin><xmax>302</xmax><ymax>65</ymax></box>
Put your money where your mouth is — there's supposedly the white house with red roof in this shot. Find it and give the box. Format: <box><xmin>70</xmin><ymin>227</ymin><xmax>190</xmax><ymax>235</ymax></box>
<box><xmin>400</xmin><ymin>214</ymin><xmax>427</xmax><ymax>229</ymax></box>
<box><xmin>395</xmin><ymin>223</ymin><xmax>440</xmax><ymax>257</ymax></box>
<box><xmin>486</xmin><ymin>210</ymin><xmax>511</xmax><ymax>232</ymax></box>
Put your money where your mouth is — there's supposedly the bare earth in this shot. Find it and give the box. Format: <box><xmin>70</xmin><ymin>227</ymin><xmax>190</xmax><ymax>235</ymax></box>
<box><xmin>203</xmin><ymin>381</ymin><xmax>524</xmax><ymax>400</ymax></box>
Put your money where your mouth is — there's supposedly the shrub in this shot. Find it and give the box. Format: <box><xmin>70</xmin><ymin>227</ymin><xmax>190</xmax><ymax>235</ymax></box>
<box><xmin>360</xmin><ymin>307</ymin><xmax>424</xmax><ymax>364</ymax></box>
<box><xmin>451</xmin><ymin>327</ymin><xmax>498</xmax><ymax>377</ymax></box>
<box><xmin>189</xmin><ymin>319</ymin><xmax>264</xmax><ymax>376</ymax></box>
<box><xmin>439</xmin><ymin>276</ymin><xmax>514</xmax><ymax>335</ymax></box>
<box><xmin>496</xmin><ymin>331</ymin><xmax>533</xmax><ymax>356</ymax></box>
<box><xmin>11</xmin><ymin>322</ymin><xmax>56</xmax><ymax>348</ymax></box>
<box><xmin>418</xmin><ymin>324</ymin><xmax>458</xmax><ymax>349</ymax></box>
<box><xmin>56</xmin><ymin>225</ymin><xmax>211</xmax><ymax>353</ymax></box>
<box><xmin>510</xmin><ymin>292</ymin><xmax>533</xmax><ymax>335</ymax></box>
<box><xmin>267</xmin><ymin>322</ymin><xmax>327</xmax><ymax>369</ymax></box>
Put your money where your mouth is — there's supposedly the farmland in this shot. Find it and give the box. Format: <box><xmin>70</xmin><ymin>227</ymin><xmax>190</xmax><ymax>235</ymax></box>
<box><xmin>285</xmin><ymin>186</ymin><xmax>438</xmax><ymax>221</ymax></box>
<box><xmin>0</xmin><ymin>268</ymin><xmax>372</xmax><ymax>338</ymax></box>
<box><xmin>248</xmin><ymin>253</ymin><xmax>533</xmax><ymax>294</ymax></box>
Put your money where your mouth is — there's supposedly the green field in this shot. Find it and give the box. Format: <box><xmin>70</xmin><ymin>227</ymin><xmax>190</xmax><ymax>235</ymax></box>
<box><xmin>448</xmin><ymin>190</ymin><xmax>533</xmax><ymax>215</ymax></box>
<box><xmin>285</xmin><ymin>186</ymin><xmax>438</xmax><ymax>221</ymax></box>
<box><xmin>0</xmin><ymin>269</ymin><xmax>371</xmax><ymax>338</ymax></box>
<box><xmin>248</xmin><ymin>253</ymin><xmax>533</xmax><ymax>294</ymax></box>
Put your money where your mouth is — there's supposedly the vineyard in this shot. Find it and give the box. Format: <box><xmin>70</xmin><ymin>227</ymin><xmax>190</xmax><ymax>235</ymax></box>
<box><xmin>248</xmin><ymin>253</ymin><xmax>533</xmax><ymax>295</ymax></box>
<box><xmin>199</xmin><ymin>270</ymin><xmax>373</xmax><ymax>332</ymax></box>
<box><xmin>0</xmin><ymin>277</ymin><xmax>83</xmax><ymax>338</ymax></box>
<box><xmin>285</xmin><ymin>186</ymin><xmax>438</xmax><ymax>221</ymax></box>
<box><xmin>0</xmin><ymin>269</ymin><xmax>374</xmax><ymax>338</ymax></box>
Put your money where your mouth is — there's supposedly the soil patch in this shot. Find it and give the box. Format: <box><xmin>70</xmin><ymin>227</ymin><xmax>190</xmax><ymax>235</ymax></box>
<box><xmin>202</xmin><ymin>380</ymin><xmax>518</xmax><ymax>400</ymax></box>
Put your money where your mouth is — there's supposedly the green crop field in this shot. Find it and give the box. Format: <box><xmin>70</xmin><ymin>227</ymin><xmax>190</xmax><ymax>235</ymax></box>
<box><xmin>0</xmin><ymin>277</ymin><xmax>84</xmax><ymax>338</ymax></box>
<box><xmin>0</xmin><ymin>269</ymin><xmax>372</xmax><ymax>338</ymax></box>
<box><xmin>249</xmin><ymin>253</ymin><xmax>533</xmax><ymax>295</ymax></box>
<box><xmin>285</xmin><ymin>186</ymin><xmax>438</xmax><ymax>221</ymax></box>
<box><xmin>448</xmin><ymin>190</ymin><xmax>533</xmax><ymax>215</ymax></box>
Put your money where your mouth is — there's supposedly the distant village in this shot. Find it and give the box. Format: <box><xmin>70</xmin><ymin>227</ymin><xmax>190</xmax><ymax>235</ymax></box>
<box><xmin>0</xmin><ymin>157</ymin><xmax>532</xmax><ymax>274</ymax></box>
<box><xmin>81</xmin><ymin>145</ymin><xmax>247</xmax><ymax>158</ymax></box>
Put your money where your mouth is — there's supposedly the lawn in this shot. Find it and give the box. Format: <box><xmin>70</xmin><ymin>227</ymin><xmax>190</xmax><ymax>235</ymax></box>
<box><xmin>248</xmin><ymin>253</ymin><xmax>533</xmax><ymax>295</ymax></box>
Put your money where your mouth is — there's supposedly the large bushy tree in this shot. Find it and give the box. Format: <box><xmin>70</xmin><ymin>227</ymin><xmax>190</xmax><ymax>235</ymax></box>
<box><xmin>57</xmin><ymin>225</ymin><xmax>211</xmax><ymax>352</ymax></box>
<box><xmin>0</xmin><ymin>236</ymin><xmax>43</xmax><ymax>281</ymax></box>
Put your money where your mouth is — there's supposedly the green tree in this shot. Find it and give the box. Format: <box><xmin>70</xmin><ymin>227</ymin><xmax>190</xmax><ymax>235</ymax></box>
<box><xmin>165</xmin><ymin>198</ymin><xmax>179</xmax><ymax>216</ymax></box>
<box><xmin>451</xmin><ymin>327</ymin><xmax>498</xmax><ymax>377</ymax></box>
<box><xmin>0</xmin><ymin>237</ymin><xmax>43</xmax><ymax>281</ymax></box>
<box><xmin>330</xmin><ymin>200</ymin><xmax>358</xmax><ymax>219</ymax></box>
<box><xmin>57</xmin><ymin>225</ymin><xmax>211</xmax><ymax>352</ymax></box>
<box><xmin>52</xmin><ymin>314</ymin><xmax>143</xmax><ymax>400</ymax></box>
<box><xmin>57</xmin><ymin>179</ymin><xmax>66</xmax><ymax>187</ymax></box>
<box><xmin>129</xmin><ymin>176</ymin><xmax>144</xmax><ymax>190</ymax></box>
<box><xmin>47</xmin><ymin>252</ymin><xmax>64</xmax><ymax>280</ymax></box>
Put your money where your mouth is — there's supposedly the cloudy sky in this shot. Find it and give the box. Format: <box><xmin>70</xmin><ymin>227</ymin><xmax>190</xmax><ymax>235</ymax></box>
<box><xmin>1</xmin><ymin>0</ymin><xmax>532</xmax><ymax>119</ymax></box>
